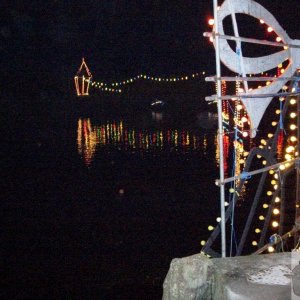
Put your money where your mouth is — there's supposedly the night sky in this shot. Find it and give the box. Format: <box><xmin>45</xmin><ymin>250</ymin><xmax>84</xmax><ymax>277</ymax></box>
<box><xmin>1</xmin><ymin>0</ymin><xmax>299</xmax><ymax>91</ymax></box>
<box><xmin>1</xmin><ymin>1</ymin><xmax>300</xmax><ymax>297</ymax></box>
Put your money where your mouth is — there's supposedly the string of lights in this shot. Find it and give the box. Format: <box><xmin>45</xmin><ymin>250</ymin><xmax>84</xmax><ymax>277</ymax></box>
<box><xmin>201</xmin><ymin>15</ymin><xmax>297</xmax><ymax>253</ymax></box>
<box><xmin>89</xmin><ymin>71</ymin><xmax>207</xmax><ymax>94</ymax></box>
<box><xmin>252</xmin><ymin>94</ymin><xmax>298</xmax><ymax>253</ymax></box>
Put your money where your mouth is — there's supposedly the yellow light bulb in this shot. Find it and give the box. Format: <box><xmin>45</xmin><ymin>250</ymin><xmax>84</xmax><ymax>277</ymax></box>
<box><xmin>279</xmin><ymin>164</ymin><xmax>285</xmax><ymax>170</ymax></box>
<box><xmin>268</xmin><ymin>246</ymin><xmax>275</xmax><ymax>253</ymax></box>
<box><xmin>285</xmin><ymin>154</ymin><xmax>292</xmax><ymax>161</ymax></box>
<box><xmin>272</xmin><ymin>221</ymin><xmax>279</xmax><ymax>228</ymax></box>
<box><xmin>273</xmin><ymin>208</ymin><xmax>280</xmax><ymax>215</ymax></box>
<box><xmin>252</xmin><ymin>241</ymin><xmax>258</xmax><ymax>246</ymax></box>
<box><xmin>286</xmin><ymin>146</ymin><xmax>295</xmax><ymax>153</ymax></box>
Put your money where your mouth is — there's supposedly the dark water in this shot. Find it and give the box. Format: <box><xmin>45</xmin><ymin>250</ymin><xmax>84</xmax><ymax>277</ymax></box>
<box><xmin>3</xmin><ymin>102</ymin><xmax>220</xmax><ymax>299</ymax></box>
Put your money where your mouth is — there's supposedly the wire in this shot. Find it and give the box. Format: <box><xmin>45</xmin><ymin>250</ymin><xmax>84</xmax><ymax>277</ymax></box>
<box><xmin>294</xmin><ymin>237</ymin><xmax>300</xmax><ymax>251</ymax></box>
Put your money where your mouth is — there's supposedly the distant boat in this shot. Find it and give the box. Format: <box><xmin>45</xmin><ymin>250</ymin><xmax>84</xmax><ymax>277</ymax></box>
<box><xmin>150</xmin><ymin>99</ymin><xmax>166</xmax><ymax>111</ymax></box>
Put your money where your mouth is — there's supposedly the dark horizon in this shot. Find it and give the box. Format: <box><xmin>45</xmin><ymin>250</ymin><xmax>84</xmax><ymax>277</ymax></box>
<box><xmin>1</xmin><ymin>0</ymin><xmax>299</xmax><ymax>87</ymax></box>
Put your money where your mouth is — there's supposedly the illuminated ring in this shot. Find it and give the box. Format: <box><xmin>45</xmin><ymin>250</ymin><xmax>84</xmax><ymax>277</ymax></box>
<box><xmin>214</xmin><ymin>0</ymin><xmax>300</xmax><ymax>136</ymax></box>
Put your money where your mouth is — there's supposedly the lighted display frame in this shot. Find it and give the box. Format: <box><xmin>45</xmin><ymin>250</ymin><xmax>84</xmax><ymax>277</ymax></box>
<box><xmin>74</xmin><ymin>58</ymin><xmax>92</xmax><ymax>96</ymax></box>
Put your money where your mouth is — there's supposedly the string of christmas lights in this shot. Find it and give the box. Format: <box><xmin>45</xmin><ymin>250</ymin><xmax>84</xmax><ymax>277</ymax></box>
<box><xmin>89</xmin><ymin>71</ymin><xmax>207</xmax><ymax>94</ymax></box>
<box><xmin>202</xmin><ymin>65</ymin><xmax>292</xmax><ymax>253</ymax></box>
<box><xmin>251</xmin><ymin>92</ymin><xmax>298</xmax><ymax>253</ymax></box>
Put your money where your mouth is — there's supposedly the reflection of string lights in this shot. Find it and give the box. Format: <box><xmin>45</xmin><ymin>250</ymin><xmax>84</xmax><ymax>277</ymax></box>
<box><xmin>77</xmin><ymin>118</ymin><xmax>97</xmax><ymax>165</ymax></box>
<box><xmin>77</xmin><ymin>118</ymin><xmax>211</xmax><ymax>166</ymax></box>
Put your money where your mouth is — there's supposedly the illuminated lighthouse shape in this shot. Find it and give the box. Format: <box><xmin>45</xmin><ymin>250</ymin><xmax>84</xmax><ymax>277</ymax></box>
<box><xmin>74</xmin><ymin>58</ymin><xmax>92</xmax><ymax>96</ymax></box>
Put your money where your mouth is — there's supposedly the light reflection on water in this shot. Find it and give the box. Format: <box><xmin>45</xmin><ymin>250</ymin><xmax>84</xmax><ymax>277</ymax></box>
<box><xmin>77</xmin><ymin>116</ymin><xmax>212</xmax><ymax>167</ymax></box>
<box><xmin>76</xmin><ymin>113</ymin><xmax>256</xmax><ymax>184</ymax></box>
<box><xmin>73</xmin><ymin>110</ymin><xmax>260</xmax><ymax>290</ymax></box>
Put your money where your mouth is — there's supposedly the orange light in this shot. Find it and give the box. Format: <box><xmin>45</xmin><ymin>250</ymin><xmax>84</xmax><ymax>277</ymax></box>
<box><xmin>208</xmin><ymin>18</ymin><xmax>215</xmax><ymax>26</ymax></box>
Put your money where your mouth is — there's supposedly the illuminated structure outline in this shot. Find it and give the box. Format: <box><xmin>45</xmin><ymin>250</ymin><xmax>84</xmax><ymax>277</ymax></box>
<box><xmin>203</xmin><ymin>0</ymin><xmax>300</xmax><ymax>258</ymax></box>
<box><xmin>74</xmin><ymin>58</ymin><xmax>92</xmax><ymax>96</ymax></box>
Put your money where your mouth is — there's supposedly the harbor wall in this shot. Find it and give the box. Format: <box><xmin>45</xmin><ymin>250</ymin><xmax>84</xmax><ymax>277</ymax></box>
<box><xmin>163</xmin><ymin>252</ymin><xmax>300</xmax><ymax>299</ymax></box>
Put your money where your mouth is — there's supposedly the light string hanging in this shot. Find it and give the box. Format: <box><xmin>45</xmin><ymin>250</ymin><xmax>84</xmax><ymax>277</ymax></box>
<box><xmin>202</xmin><ymin>14</ymin><xmax>295</xmax><ymax>253</ymax></box>
<box><xmin>89</xmin><ymin>71</ymin><xmax>207</xmax><ymax>94</ymax></box>
<box><xmin>251</xmin><ymin>85</ymin><xmax>298</xmax><ymax>253</ymax></box>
